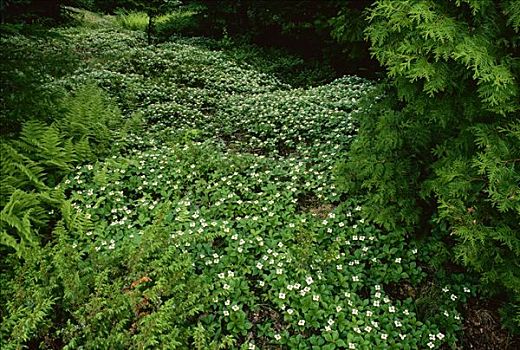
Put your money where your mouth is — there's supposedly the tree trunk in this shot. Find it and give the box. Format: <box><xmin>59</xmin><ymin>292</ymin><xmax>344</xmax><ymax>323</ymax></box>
<box><xmin>147</xmin><ymin>13</ymin><xmax>154</xmax><ymax>45</ymax></box>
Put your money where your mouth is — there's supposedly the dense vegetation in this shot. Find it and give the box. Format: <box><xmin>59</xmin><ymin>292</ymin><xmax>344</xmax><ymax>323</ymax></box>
<box><xmin>1</xmin><ymin>0</ymin><xmax>518</xmax><ymax>349</ymax></box>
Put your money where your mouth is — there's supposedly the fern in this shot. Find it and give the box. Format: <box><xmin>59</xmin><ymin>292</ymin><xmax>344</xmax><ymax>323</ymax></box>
<box><xmin>0</xmin><ymin>83</ymin><xmax>122</xmax><ymax>256</ymax></box>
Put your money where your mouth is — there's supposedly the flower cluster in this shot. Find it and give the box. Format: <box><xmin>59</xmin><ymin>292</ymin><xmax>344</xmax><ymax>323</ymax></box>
<box><xmin>30</xmin><ymin>26</ymin><xmax>473</xmax><ymax>348</ymax></box>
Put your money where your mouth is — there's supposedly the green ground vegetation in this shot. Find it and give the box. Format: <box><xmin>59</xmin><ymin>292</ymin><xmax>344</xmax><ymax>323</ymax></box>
<box><xmin>0</xmin><ymin>1</ymin><xmax>518</xmax><ymax>349</ymax></box>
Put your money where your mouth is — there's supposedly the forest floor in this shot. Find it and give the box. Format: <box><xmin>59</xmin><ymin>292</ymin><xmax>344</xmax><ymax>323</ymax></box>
<box><xmin>0</xmin><ymin>12</ymin><xmax>517</xmax><ymax>349</ymax></box>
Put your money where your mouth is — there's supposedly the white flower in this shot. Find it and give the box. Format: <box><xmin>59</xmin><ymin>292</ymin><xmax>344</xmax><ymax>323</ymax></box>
<box><xmin>395</xmin><ymin>258</ymin><xmax>401</xmax><ymax>263</ymax></box>
<box><xmin>232</xmin><ymin>305</ymin><xmax>239</xmax><ymax>312</ymax></box>
<box><xmin>349</xmin><ymin>343</ymin><xmax>356</xmax><ymax>349</ymax></box>
<box><xmin>325</xmin><ymin>325</ymin><xmax>331</xmax><ymax>332</ymax></box>
<box><xmin>274</xmin><ymin>334</ymin><xmax>281</xmax><ymax>341</ymax></box>
<box><xmin>394</xmin><ymin>320</ymin><xmax>402</xmax><ymax>327</ymax></box>
<box><xmin>298</xmin><ymin>319</ymin><xmax>305</xmax><ymax>326</ymax></box>
<box><xmin>256</xmin><ymin>262</ymin><xmax>263</xmax><ymax>269</ymax></box>
<box><xmin>427</xmin><ymin>342</ymin><xmax>434</xmax><ymax>349</ymax></box>
<box><xmin>381</xmin><ymin>334</ymin><xmax>388</xmax><ymax>340</ymax></box>
<box><xmin>223</xmin><ymin>284</ymin><xmax>230</xmax><ymax>290</ymax></box>
<box><xmin>248</xmin><ymin>343</ymin><xmax>255</xmax><ymax>350</ymax></box>
<box><xmin>223</xmin><ymin>310</ymin><xmax>229</xmax><ymax>316</ymax></box>
<box><xmin>388</xmin><ymin>306</ymin><xmax>395</xmax><ymax>313</ymax></box>
<box><xmin>450</xmin><ymin>294</ymin><xmax>457</xmax><ymax>301</ymax></box>
<box><xmin>327</xmin><ymin>319</ymin><xmax>334</xmax><ymax>326</ymax></box>
<box><xmin>336</xmin><ymin>306</ymin><xmax>342</xmax><ymax>313</ymax></box>
<box><xmin>313</xmin><ymin>295</ymin><xmax>320</xmax><ymax>301</ymax></box>
<box><xmin>306</xmin><ymin>276</ymin><xmax>314</xmax><ymax>285</ymax></box>
<box><xmin>436</xmin><ymin>333</ymin><xmax>445</xmax><ymax>340</ymax></box>
<box><xmin>287</xmin><ymin>308</ymin><xmax>294</xmax><ymax>315</ymax></box>
<box><xmin>353</xmin><ymin>308</ymin><xmax>360</xmax><ymax>316</ymax></box>
<box><xmin>463</xmin><ymin>287</ymin><xmax>470</xmax><ymax>293</ymax></box>
<box><xmin>364</xmin><ymin>326</ymin><xmax>372</xmax><ymax>332</ymax></box>
<box><xmin>279</xmin><ymin>292</ymin><xmax>286</xmax><ymax>300</ymax></box>
<box><xmin>225</xmin><ymin>299</ymin><xmax>230</xmax><ymax>306</ymax></box>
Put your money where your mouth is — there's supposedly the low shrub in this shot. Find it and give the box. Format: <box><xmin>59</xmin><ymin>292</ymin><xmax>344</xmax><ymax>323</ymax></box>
<box><xmin>115</xmin><ymin>11</ymin><xmax>148</xmax><ymax>31</ymax></box>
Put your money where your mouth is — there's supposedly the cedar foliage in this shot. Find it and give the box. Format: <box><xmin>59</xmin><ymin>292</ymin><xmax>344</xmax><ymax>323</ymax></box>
<box><xmin>337</xmin><ymin>0</ymin><xmax>519</xmax><ymax>312</ymax></box>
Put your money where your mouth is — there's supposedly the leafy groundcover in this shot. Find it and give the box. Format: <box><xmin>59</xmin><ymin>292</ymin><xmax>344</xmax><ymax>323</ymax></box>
<box><xmin>1</xmin><ymin>26</ymin><xmax>476</xmax><ymax>349</ymax></box>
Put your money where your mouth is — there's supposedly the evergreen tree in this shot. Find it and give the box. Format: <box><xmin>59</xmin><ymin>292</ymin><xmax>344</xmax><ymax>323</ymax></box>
<box><xmin>338</xmin><ymin>0</ymin><xmax>519</xmax><ymax>317</ymax></box>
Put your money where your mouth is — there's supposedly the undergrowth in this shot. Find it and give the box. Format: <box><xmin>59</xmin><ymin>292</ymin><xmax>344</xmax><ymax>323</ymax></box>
<box><xmin>0</xmin><ymin>24</ymin><xmax>478</xmax><ymax>349</ymax></box>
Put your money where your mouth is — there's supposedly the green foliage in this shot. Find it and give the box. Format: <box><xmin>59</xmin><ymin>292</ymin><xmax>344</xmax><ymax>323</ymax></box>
<box><xmin>154</xmin><ymin>6</ymin><xmax>202</xmax><ymax>39</ymax></box>
<box><xmin>1</xmin><ymin>25</ymin><xmax>475</xmax><ymax>349</ymax></box>
<box><xmin>0</xmin><ymin>84</ymin><xmax>122</xmax><ymax>256</ymax></box>
<box><xmin>0</xmin><ymin>29</ymin><xmax>78</xmax><ymax>134</ymax></box>
<box><xmin>337</xmin><ymin>0</ymin><xmax>520</xmax><ymax>325</ymax></box>
<box><xmin>190</xmin><ymin>0</ymin><xmax>379</xmax><ymax>77</ymax></box>
<box><xmin>115</xmin><ymin>11</ymin><xmax>148</xmax><ymax>31</ymax></box>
